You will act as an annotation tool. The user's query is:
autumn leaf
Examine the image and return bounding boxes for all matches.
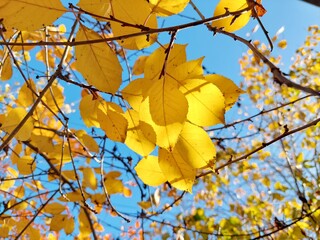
[158,148,196,192]
[109,0,158,49]
[212,0,251,32]
[75,25,122,94]
[149,0,190,16]
[0,0,65,31]
[135,156,167,186]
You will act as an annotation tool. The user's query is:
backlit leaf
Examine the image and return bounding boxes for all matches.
[121,78,147,110]
[0,50,12,81]
[135,156,167,186]
[16,79,37,107]
[159,148,196,192]
[175,122,216,169]
[82,167,97,190]
[0,0,65,31]
[212,0,251,32]
[97,102,128,142]
[180,79,225,126]
[171,57,205,82]
[205,74,244,110]
[124,110,156,156]
[78,0,111,20]
[75,130,99,153]
[75,26,122,94]
[110,0,158,49]
[144,44,187,81]
[1,108,34,141]
[43,202,66,215]
[132,56,149,75]
[50,214,68,232]
[79,94,100,128]
[149,0,190,16]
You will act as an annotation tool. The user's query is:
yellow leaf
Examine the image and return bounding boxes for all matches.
[211,0,251,32]
[58,191,88,202]
[121,78,147,110]
[64,217,75,235]
[82,167,97,190]
[205,74,244,110]
[43,203,66,215]
[14,186,25,199]
[175,122,216,169]
[43,84,65,114]
[75,26,122,94]
[132,56,149,75]
[1,108,34,141]
[124,110,156,156]
[0,0,65,31]
[17,155,36,175]
[278,39,287,49]
[0,50,12,81]
[140,83,187,149]
[171,57,205,82]
[123,187,132,197]
[78,0,111,20]
[104,178,124,195]
[135,156,167,186]
[50,214,68,232]
[97,102,128,142]
[149,0,190,16]
[0,224,9,238]
[180,79,225,126]
[16,79,37,107]
[79,94,100,128]
[138,201,152,210]
[30,134,54,153]
[159,148,196,192]
[79,208,91,238]
[110,0,158,49]
[75,130,99,153]
[144,44,187,81]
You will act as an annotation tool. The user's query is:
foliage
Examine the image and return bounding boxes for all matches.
[0,0,319,239]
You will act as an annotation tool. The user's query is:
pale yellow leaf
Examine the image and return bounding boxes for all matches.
[159,148,196,192]
[124,110,156,156]
[104,178,124,195]
[205,74,245,110]
[1,108,34,141]
[16,79,37,107]
[149,0,190,16]
[17,156,36,175]
[97,102,128,142]
[144,44,187,81]
[75,26,122,94]
[211,0,251,32]
[43,84,65,114]
[140,83,187,149]
[75,130,99,153]
[110,0,158,49]
[79,208,91,238]
[171,57,205,82]
[180,79,225,126]
[135,156,167,186]
[121,78,148,110]
[0,0,65,31]
[175,122,216,169]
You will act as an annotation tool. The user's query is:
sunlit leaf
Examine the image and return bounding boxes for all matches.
[82,167,97,190]
[175,122,216,169]
[0,0,65,31]
[16,79,37,107]
[78,0,111,20]
[135,156,167,186]
[205,74,244,110]
[79,94,100,128]
[132,56,149,75]
[1,108,34,141]
[75,26,122,94]
[124,109,156,156]
[109,0,158,49]
[180,79,225,126]
[0,50,12,81]
[43,202,66,215]
[212,0,251,32]
[171,57,205,82]
[159,148,196,192]
[149,0,190,16]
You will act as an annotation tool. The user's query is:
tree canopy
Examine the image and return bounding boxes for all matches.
[0,0,319,239]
